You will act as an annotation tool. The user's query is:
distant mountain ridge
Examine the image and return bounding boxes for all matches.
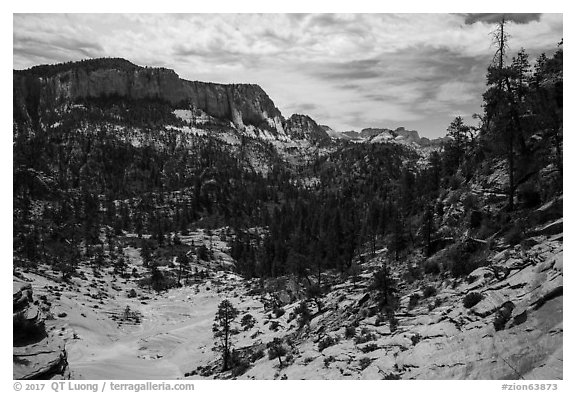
[13,58,447,150]
[335,127,448,147]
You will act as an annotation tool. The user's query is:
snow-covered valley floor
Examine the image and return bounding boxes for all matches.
[16,228,563,380]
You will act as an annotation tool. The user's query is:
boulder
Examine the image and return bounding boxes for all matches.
[535,218,563,237]
[529,196,562,227]
[13,277,68,379]
[13,336,68,380]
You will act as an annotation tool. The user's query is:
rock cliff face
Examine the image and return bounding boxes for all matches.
[284,114,331,145]
[13,277,68,380]
[393,127,421,142]
[13,59,283,132]
[360,128,393,139]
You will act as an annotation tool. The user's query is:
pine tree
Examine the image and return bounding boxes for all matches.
[140,240,152,268]
[212,300,239,371]
[176,252,190,286]
[149,263,164,292]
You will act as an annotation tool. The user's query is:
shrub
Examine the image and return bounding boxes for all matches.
[197,245,211,261]
[463,292,483,308]
[323,355,335,367]
[428,297,443,311]
[269,321,280,331]
[273,307,285,318]
[410,333,422,346]
[229,352,251,377]
[344,325,356,339]
[470,210,483,229]
[463,192,479,210]
[422,285,437,298]
[267,338,287,367]
[318,335,337,352]
[504,221,526,246]
[448,175,463,191]
[295,301,311,328]
[493,302,515,331]
[404,264,422,283]
[360,343,379,353]
[518,183,541,209]
[355,330,377,344]
[127,288,137,298]
[231,361,250,377]
[424,259,441,275]
[241,314,256,330]
[375,313,387,326]
[249,349,265,362]
[359,357,372,370]
[408,293,420,309]
[371,266,399,309]
[383,373,401,380]
[445,241,486,278]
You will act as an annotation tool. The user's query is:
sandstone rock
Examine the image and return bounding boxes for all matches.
[13,276,68,379]
[13,336,68,380]
[13,280,33,312]
[472,291,510,317]
[14,60,284,133]
[284,114,330,145]
[535,218,563,237]
[529,196,563,227]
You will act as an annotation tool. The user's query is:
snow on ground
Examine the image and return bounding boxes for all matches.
[17,223,563,380]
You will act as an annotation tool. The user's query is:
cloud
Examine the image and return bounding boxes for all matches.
[462,13,542,25]
[12,13,563,138]
[311,59,383,81]
[288,103,318,114]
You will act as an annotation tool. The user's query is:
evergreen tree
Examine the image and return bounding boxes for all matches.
[176,252,190,286]
[140,240,153,268]
[212,300,239,371]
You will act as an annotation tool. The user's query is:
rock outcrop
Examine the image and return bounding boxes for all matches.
[13,58,283,133]
[360,127,394,139]
[284,114,331,145]
[13,277,68,380]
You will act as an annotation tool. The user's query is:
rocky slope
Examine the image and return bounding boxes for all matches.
[12,221,561,380]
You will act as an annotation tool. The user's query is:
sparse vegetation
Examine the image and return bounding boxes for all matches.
[358,357,372,370]
[345,325,356,339]
[355,329,377,344]
[241,314,256,331]
[360,343,379,353]
[318,335,337,352]
[463,292,484,308]
[408,293,420,309]
[422,285,437,298]
[267,338,287,368]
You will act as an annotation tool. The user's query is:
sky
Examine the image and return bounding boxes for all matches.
[13,13,563,138]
